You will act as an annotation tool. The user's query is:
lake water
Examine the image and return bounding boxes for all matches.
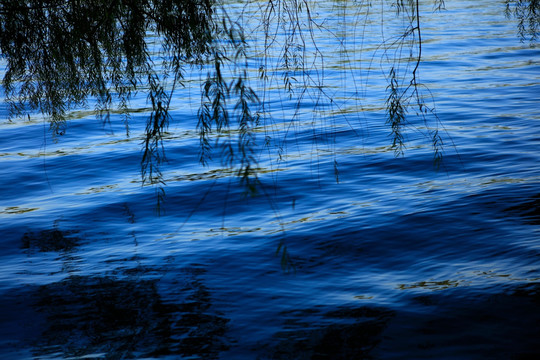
[1,0,539,359]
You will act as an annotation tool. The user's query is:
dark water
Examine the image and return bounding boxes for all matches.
[1,1,539,359]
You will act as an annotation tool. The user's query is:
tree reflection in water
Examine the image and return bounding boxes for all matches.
[261,307,395,360]
[33,271,230,359]
[16,226,394,359]
[22,227,80,252]
[16,226,229,358]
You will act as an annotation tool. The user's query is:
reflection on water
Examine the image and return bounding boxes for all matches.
[0,0,539,358]
[397,279,467,291]
[505,193,540,225]
[262,307,394,360]
[22,227,80,253]
[31,269,230,359]
[377,283,540,360]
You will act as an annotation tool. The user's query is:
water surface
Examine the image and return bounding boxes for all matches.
[1,0,539,358]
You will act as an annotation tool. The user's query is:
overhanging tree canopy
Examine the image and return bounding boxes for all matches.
[1,0,538,199]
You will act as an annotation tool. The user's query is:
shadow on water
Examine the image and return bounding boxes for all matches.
[259,307,394,360]
[375,284,540,360]
[6,218,539,359]
[505,193,540,225]
[4,280,540,359]
[10,228,231,359]
[21,227,80,252]
[31,273,230,359]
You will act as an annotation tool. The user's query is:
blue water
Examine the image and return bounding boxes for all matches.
[1,1,539,359]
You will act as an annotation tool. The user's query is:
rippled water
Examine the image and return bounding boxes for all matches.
[1,0,539,359]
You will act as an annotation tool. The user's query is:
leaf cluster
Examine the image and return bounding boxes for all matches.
[505,0,540,42]
[0,0,214,130]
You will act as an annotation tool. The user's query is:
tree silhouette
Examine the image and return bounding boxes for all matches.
[1,0,537,202]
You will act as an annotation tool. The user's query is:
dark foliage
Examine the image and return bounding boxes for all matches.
[0,0,537,199]
[32,271,230,359]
